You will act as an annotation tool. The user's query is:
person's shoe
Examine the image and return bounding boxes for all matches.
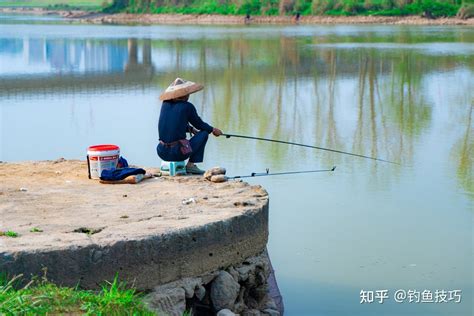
[186,165,205,175]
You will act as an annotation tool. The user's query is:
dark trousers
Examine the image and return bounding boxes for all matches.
[157,131,209,163]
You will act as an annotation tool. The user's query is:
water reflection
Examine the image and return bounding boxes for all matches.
[1,30,472,193]
[1,22,473,315]
[0,37,131,74]
[0,38,153,97]
[453,104,473,196]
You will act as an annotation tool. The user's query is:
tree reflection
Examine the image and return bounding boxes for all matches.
[452,104,473,196]
[5,31,470,191]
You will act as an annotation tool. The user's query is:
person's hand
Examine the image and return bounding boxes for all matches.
[212,128,223,137]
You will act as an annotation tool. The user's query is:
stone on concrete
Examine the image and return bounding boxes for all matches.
[204,166,226,180]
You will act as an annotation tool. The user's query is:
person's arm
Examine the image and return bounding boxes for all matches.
[187,103,214,133]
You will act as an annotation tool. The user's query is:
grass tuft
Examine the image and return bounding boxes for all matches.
[0,274,154,315]
[0,230,19,238]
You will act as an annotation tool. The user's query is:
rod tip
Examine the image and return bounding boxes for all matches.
[331,166,336,171]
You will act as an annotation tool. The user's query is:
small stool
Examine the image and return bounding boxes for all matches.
[160,161,186,176]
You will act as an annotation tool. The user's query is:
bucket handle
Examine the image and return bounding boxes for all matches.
[86,154,91,179]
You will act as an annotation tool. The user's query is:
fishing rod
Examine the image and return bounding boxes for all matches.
[223,133,399,165]
[229,166,336,179]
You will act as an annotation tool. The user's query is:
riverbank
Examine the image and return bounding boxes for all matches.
[0,160,280,315]
[1,7,473,25]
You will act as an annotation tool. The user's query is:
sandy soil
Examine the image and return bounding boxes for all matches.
[1,7,473,25]
[0,159,268,252]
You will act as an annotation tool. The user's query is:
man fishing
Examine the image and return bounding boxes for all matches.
[157,78,222,175]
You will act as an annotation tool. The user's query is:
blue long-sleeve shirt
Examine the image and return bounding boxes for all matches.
[158,100,213,143]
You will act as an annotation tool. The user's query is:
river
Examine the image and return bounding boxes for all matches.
[0,14,472,316]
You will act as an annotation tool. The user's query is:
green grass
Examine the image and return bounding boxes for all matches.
[30,227,43,233]
[0,274,155,315]
[119,0,466,17]
[0,0,467,17]
[0,230,19,238]
[0,0,111,9]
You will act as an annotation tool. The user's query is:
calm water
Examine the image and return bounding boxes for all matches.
[1,15,472,316]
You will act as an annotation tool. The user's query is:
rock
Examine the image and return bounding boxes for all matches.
[210,174,227,183]
[204,167,226,180]
[246,295,260,309]
[217,309,236,316]
[52,158,66,164]
[236,264,253,282]
[252,285,268,301]
[262,297,278,310]
[202,271,219,284]
[195,284,206,301]
[210,271,240,311]
[262,308,280,316]
[234,287,247,313]
[227,266,239,282]
[242,309,261,316]
[143,287,186,316]
[180,277,202,299]
[256,270,267,285]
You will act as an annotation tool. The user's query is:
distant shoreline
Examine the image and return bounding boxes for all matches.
[1,7,473,25]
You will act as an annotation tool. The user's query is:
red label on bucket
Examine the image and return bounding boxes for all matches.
[99,155,119,161]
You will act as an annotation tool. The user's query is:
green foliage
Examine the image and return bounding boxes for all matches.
[420,0,459,17]
[342,0,364,13]
[30,227,43,233]
[0,0,464,16]
[237,0,263,14]
[0,230,19,238]
[262,0,280,15]
[0,274,154,315]
[457,3,474,18]
[147,0,238,15]
[295,0,313,14]
[312,0,336,14]
[306,0,461,15]
[103,0,129,13]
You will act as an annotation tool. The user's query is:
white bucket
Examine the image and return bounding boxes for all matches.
[87,144,120,179]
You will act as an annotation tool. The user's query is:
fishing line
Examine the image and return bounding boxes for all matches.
[228,166,336,179]
[223,133,399,165]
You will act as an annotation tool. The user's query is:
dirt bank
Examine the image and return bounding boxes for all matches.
[1,7,473,25]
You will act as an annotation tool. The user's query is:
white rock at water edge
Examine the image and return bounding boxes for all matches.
[217,309,237,316]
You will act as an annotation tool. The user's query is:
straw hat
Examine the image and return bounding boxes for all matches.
[159,78,204,101]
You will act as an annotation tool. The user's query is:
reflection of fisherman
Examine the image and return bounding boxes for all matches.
[157,78,223,175]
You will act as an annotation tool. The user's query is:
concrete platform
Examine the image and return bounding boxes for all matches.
[0,160,269,290]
